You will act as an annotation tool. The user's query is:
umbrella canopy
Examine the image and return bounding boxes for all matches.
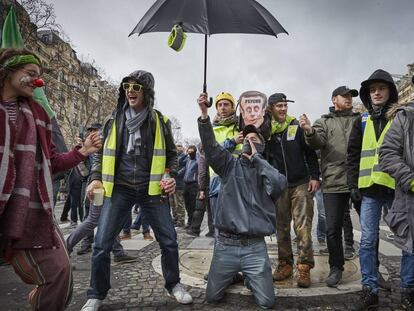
[130,0,288,37]
[129,0,288,102]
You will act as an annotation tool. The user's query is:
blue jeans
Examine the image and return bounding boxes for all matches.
[315,190,326,242]
[359,196,392,293]
[87,185,180,299]
[401,251,414,288]
[206,239,275,309]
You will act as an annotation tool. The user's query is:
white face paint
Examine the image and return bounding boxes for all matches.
[240,96,265,127]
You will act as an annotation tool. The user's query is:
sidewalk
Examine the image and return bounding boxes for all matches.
[0,204,404,310]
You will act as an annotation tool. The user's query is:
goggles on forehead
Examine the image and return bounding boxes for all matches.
[122,82,143,92]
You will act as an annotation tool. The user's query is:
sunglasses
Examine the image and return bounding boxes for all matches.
[122,82,143,92]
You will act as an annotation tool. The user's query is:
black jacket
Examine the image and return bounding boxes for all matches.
[199,116,287,237]
[266,119,320,187]
[346,69,397,198]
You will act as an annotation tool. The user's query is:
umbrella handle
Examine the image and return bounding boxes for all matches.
[202,84,213,107]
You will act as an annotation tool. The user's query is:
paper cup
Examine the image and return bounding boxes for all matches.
[93,188,104,206]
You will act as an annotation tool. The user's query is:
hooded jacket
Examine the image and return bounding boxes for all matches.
[379,102,414,253]
[199,116,287,236]
[89,71,177,188]
[346,69,398,198]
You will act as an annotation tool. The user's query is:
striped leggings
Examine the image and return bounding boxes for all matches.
[6,228,73,311]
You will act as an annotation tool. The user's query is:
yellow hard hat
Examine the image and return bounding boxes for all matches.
[215,92,235,109]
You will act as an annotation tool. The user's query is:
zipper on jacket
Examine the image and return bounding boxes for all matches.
[280,133,289,182]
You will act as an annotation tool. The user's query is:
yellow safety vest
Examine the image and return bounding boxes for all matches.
[209,124,242,176]
[102,111,168,197]
[358,117,395,190]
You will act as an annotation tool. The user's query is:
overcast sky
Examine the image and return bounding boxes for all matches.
[50,0,414,140]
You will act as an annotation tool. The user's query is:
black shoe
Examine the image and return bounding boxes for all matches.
[113,253,139,264]
[231,272,244,284]
[326,266,343,287]
[378,272,391,291]
[344,247,356,260]
[205,231,215,238]
[77,244,92,255]
[352,285,379,311]
[401,288,414,310]
[186,229,200,237]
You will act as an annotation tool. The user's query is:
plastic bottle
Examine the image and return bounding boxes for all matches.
[160,168,171,201]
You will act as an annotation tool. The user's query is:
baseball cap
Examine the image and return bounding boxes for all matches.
[268,93,295,105]
[242,125,264,143]
[332,86,358,97]
[87,123,102,131]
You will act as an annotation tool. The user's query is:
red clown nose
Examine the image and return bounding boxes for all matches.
[33,79,44,88]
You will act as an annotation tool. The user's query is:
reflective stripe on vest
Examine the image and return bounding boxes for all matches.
[209,124,242,176]
[358,117,395,190]
[148,114,168,195]
[101,112,167,198]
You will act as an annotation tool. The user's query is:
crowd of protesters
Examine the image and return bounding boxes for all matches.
[1,45,414,311]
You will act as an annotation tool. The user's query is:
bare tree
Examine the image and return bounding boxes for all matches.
[168,115,183,143]
[183,137,200,148]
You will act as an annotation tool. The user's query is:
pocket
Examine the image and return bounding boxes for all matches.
[215,241,229,251]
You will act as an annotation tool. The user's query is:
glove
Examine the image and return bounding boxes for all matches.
[350,188,362,203]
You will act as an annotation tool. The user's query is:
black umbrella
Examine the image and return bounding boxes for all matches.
[129,0,288,104]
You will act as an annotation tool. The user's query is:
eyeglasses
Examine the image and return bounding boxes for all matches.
[122,82,143,92]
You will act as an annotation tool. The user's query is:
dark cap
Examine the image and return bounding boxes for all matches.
[332,86,358,97]
[87,123,102,131]
[242,125,264,142]
[268,93,295,105]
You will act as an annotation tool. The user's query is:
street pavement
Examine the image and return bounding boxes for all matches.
[0,201,405,311]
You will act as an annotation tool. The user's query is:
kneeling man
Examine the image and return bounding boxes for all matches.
[197,93,287,309]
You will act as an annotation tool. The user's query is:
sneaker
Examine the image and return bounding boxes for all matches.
[326,266,342,287]
[273,263,293,281]
[81,298,103,311]
[143,232,154,241]
[119,231,131,240]
[351,285,379,311]
[167,283,193,304]
[297,264,311,288]
[113,253,138,264]
[344,247,356,260]
[378,272,391,291]
[77,243,92,256]
[69,221,78,228]
[205,231,215,238]
[318,239,326,246]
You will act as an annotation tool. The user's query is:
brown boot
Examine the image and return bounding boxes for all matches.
[273,263,293,281]
[119,231,131,240]
[143,232,154,241]
[297,264,311,288]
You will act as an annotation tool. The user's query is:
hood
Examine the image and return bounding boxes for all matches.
[359,69,398,113]
[117,70,155,109]
[387,101,414,119]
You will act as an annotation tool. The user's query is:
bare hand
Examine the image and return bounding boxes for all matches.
[161,177,176,195]
[86,180,103,201]
[79,132,102,156]
[242,139,257,160]
[299,114,313,135]
[197,93,209,119]
[308,180,320,193]
[199,191,205,200]
[234,133,244,145]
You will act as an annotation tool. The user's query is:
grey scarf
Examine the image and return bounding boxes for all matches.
[125,105,149,154]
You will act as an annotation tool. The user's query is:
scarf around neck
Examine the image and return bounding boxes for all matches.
[271,115,296,134]
[212,112,237,127]
[125,105,149,154]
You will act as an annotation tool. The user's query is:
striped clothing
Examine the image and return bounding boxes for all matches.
[3,100,18,123]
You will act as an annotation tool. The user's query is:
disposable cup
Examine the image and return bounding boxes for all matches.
[93,188,104,206]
